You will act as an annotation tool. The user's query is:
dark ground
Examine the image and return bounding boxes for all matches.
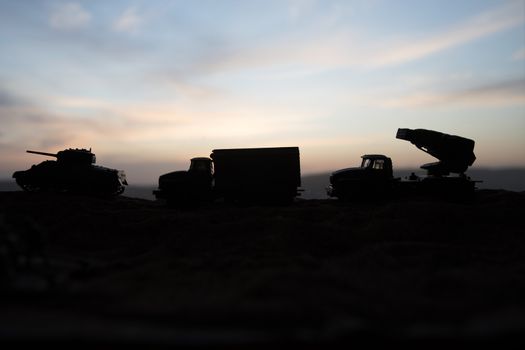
[1,190,525,347]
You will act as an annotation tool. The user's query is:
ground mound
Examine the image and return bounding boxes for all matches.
[1,190,524,346]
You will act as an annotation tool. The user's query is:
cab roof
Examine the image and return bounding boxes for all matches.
[361,154,391,160]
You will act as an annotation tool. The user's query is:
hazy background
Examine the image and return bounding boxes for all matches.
[1,0,524,185]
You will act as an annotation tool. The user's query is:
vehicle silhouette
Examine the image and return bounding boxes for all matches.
[154,147,301,204]
[13,148,128,195]
[327,128,478,200]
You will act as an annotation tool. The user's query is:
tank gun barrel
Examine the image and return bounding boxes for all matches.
[26,150,58,157]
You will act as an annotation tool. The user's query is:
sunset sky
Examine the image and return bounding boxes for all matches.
[1,0,524,184]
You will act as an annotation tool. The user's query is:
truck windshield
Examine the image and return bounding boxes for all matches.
[373,159,384,170]
[192,162,209,171]
[361,158,385,169]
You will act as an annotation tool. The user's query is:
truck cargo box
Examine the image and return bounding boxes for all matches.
[210,147,301,201]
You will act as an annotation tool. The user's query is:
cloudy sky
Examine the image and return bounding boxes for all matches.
[1,0,524,184]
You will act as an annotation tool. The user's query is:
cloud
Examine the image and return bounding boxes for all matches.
[0,106,73,148]
[113,6,143,33]
[512,47,525,60]
[169,0,524,78]
[0,84,229,157]
[0,89,22,107]
[382,78,525,108]
[49,2,91,30]
[0,82,38,109]
[147,70,226,100]
[0,85,124,151]
[364,0,525,68]
[288,0,317,21]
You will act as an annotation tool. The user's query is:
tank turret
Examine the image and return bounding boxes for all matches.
[13,148,126,195]
[27,148,96,166]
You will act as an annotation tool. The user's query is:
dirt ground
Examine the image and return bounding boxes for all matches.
[1,190,524,347]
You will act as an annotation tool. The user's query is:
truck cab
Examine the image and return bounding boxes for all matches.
[153,157,213,202]
[189,157,213,176]
[327,154,393,199]
[360,155,393,177]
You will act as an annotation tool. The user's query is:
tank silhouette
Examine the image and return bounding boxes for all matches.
[327,128,479,200]
[12,148,128,195]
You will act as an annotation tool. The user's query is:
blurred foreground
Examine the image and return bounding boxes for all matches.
[1,190,525,347]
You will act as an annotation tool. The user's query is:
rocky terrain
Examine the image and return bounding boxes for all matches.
[1,190,524,347]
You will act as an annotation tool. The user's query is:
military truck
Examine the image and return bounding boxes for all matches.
[154,147,301,204]
[327,128,478,200]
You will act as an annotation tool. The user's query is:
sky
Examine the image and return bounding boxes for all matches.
[1,0,524,184]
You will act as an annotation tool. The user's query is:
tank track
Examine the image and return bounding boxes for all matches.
[16,179,126,196]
